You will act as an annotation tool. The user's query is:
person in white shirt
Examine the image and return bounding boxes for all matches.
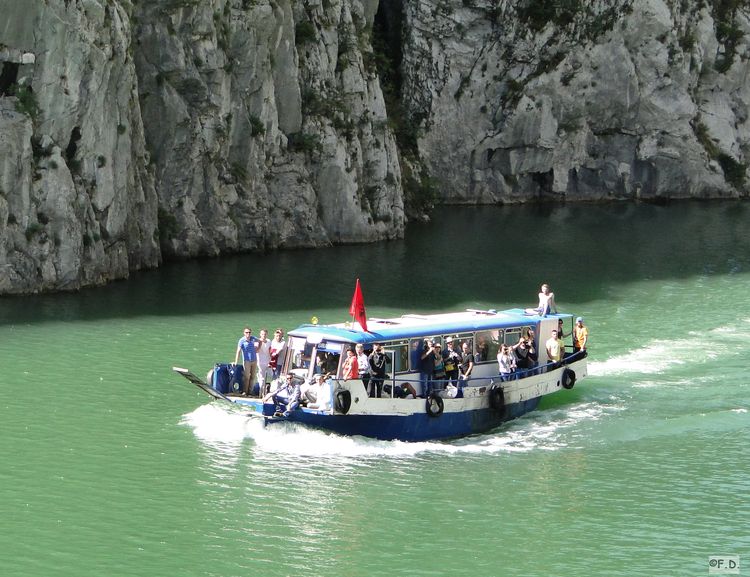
[269,328,286,379]
[355,343,371,394]
[256,328,271,395]
[306,374,332,411]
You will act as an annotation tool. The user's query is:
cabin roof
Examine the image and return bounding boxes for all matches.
[288,308,573,344]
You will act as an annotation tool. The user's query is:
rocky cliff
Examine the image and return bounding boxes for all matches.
[400,0,750,202]
[0,0,748,294]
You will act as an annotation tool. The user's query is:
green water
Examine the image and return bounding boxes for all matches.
[2,202,749,577]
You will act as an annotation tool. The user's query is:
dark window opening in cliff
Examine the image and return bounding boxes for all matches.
[64,127,83,175]
[65,127,81,163]
[532,170,554,195]
[372,0,418,154]
[0,62,20,96]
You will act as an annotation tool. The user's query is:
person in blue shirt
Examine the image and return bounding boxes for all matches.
[234,327,259,396]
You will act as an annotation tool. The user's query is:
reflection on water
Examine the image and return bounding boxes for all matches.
[2,200,749,325]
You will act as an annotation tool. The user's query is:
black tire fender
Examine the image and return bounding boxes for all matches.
[426,392,444,417]
[562,368,576,389]
[334,389,352,414]
[489,383,505,412]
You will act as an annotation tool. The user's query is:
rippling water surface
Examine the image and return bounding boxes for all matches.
[2,202,749,577]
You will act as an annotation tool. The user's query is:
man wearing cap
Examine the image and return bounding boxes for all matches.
[573,317,588,353]
[367,343,390,398]
[442,337,461,387]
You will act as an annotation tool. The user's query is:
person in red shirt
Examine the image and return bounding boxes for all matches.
[341,348,359,380]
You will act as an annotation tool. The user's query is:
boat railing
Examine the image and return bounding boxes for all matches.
[361,349,588,394]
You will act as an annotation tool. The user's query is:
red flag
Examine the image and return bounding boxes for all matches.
[349,278,368,332]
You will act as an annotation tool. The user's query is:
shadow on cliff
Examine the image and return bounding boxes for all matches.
[1,201,749,326]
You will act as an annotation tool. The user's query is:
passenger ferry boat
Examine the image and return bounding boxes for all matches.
[174,307,588,442]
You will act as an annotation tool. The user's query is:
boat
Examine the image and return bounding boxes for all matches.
[174,303,588,442]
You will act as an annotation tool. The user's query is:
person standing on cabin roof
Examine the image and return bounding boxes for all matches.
[526,283,557,316]
[341,348,359,380]
[573,317,589,352]
[235,327,259,396]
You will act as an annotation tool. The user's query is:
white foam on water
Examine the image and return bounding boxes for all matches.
[180,403,263,444]
[588,321,750,377]
[182,399,621,459]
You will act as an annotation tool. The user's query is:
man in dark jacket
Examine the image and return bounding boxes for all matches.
[367,343,390,398]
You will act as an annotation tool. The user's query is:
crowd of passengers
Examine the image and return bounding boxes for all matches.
[260,316,589,416]
[230,283,589,415]
[232,318,589,416]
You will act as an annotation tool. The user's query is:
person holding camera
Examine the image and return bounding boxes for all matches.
[514,335,534,373]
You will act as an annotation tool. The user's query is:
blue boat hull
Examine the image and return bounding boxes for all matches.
[271,397,542,442]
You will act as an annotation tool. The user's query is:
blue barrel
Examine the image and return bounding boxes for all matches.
[228,364,244,394]
[212,363,231,394]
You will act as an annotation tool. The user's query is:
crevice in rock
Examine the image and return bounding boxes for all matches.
[65,126,82,175]
[0,62,20,96]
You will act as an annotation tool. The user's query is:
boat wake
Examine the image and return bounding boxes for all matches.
[181,398,621,459]
[588,320,750,378]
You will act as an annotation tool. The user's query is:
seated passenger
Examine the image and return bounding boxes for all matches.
[304,374,333,410]
[308,376,333,410]
[262,373,301,417]
[525,283,557,317]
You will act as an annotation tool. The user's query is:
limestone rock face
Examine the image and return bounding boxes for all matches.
[400,0,749,202]
[0,0,404,293]
[1,0,749,294]
[0,0,159,294]
[133,0,404,258]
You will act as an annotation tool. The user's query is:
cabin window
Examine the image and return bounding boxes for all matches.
[287,337,314,375]
[314,344,341,376]
[504,328,522,346]
[448,333,474,354]
[384,340,409,373]
[475,330,501,362]
[409,338,430,371]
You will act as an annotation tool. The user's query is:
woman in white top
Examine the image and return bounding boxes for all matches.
[497,345,517,381]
